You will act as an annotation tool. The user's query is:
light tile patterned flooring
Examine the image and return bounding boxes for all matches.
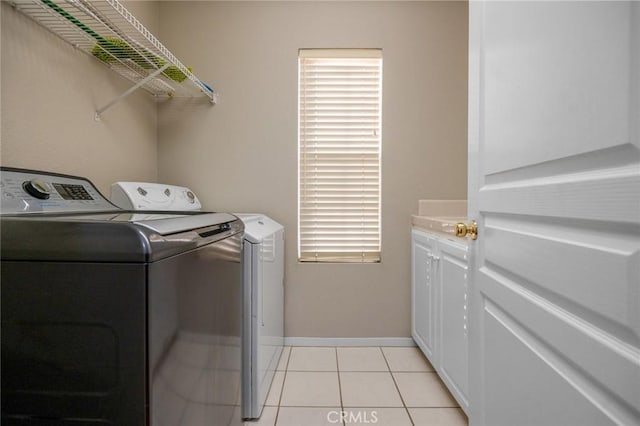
[245,346,468,426]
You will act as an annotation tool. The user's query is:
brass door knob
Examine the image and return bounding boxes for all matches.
[455,220,478,240]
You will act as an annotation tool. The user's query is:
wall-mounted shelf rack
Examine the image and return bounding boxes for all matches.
[11,0,217,119]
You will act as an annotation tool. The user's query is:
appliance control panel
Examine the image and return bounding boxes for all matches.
[111,181,202,211]
[0,168,116,214]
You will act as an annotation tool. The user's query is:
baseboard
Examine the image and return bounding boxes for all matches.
[283,337,416,347]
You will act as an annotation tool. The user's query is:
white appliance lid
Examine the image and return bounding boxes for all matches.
[40,211,238,236]
[235,214,283,244]
[133,212,237,235]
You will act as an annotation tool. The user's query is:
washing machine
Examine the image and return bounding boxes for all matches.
[0,167,244,425]
[112,181,285,420]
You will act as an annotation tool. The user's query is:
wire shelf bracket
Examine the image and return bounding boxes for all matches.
[95,63,169,121]
[11,0,218,119]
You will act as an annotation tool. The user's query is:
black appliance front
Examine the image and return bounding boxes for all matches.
[1,233,243,426]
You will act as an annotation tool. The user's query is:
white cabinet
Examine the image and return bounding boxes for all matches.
[411,231,439,362]
[411,228,469,414]
[437,238,469,411]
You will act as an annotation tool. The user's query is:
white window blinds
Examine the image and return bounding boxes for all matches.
[298,49,382,263]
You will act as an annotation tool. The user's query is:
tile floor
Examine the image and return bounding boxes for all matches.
[245,346,468,426]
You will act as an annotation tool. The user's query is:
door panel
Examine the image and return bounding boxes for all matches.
[481,1,635,175]
[484,215,640,342]
[483,301,627,426]
[480,267,640,416]
[468,1,640,425]
[479,168,640,223]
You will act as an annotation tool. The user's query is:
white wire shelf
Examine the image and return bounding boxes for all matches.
[11,0,217,118]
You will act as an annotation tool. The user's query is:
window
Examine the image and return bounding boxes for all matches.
[298,49,382,263]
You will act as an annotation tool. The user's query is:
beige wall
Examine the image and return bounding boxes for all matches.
[1,1,159,195]
[158,1,468,338]
[2,0,467,338]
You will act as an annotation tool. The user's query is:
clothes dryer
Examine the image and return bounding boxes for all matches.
[111,181,285,419]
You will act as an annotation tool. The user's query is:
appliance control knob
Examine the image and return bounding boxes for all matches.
[164,188,171,197]
[23,179,52,200]
[186,191,195,203]
[137,187,148,196]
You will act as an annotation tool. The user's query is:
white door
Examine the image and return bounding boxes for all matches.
[468,2,639,425]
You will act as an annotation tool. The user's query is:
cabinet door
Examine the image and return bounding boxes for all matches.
[411,229,438,364]
[438,238,469,412]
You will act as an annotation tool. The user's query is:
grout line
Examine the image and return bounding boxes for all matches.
[405,406,463,409]
[280,346,292,372]
[274,347,293,426]
[287,369,388,373]
[335,347,344,425]
[277,405,349,408]
[286,370,340,372]
[380,346,415,426]
[278,348,293,402]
